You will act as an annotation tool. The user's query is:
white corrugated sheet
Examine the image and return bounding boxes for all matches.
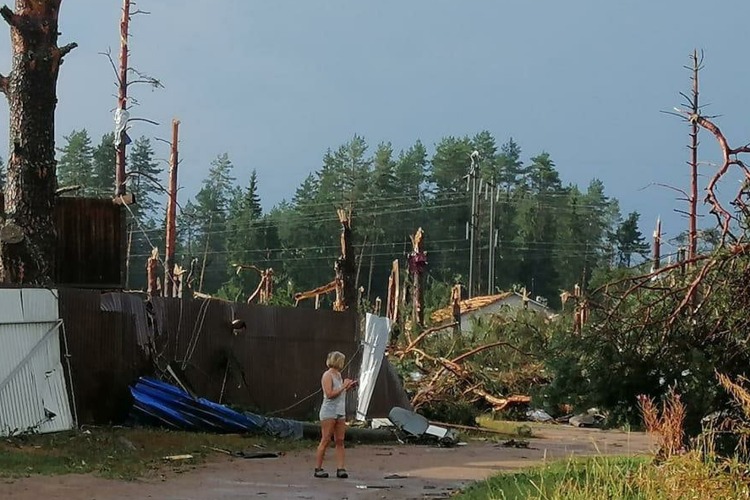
[0,288,74,436]
[356,313,392,421]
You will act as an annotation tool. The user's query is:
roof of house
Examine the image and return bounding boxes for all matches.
[430,292,514,324]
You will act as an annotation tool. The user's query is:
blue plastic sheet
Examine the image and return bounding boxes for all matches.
[129,377,303,439]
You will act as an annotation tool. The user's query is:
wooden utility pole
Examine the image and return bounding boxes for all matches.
[466,151,480,298]
[114,0,131,199]
[487,182,498,295]
[408,228,427,327]
[687,50,702,262]
[0,1,76,284]
[164,119,180,297]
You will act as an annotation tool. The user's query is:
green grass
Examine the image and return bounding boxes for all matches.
[0,427,312,480]
[475,416,535,439]
[457,452,750,500]
[458,456,648,500]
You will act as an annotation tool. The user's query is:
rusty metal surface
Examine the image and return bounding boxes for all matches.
[100,292,152,353]
[58,289,409,425]
[151,298,361,420]
[59,289,150,424]
[55,198,124,288]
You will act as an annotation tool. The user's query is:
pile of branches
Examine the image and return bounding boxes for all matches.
[392,313,549,418]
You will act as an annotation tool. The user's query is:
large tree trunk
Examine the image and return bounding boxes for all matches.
[0,0,75,284]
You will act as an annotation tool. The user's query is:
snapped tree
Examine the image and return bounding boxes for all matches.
[0,0,76,284]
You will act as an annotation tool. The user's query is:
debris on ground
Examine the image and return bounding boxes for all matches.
[387,407,459,446]
[163,454,193,461]
[569,408,607,428]
[526,409,554,423]
[500,439,532,449]
[130,377,304,439]
[384,473,409,479]
[230,451,281,459]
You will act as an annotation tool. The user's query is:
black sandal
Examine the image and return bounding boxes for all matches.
[314,468,329,478]
[336,468,348,478]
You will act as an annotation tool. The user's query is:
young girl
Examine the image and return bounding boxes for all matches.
[314,351,356,478]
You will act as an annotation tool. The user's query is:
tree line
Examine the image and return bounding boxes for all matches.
[52,129,651,307]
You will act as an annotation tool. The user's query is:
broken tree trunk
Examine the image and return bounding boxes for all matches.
[333,208,356,311]
[386,259,400,322]
[164,118,180,297]
[0,0,76,284]
[147,247,160,297]
[408,227,427,328]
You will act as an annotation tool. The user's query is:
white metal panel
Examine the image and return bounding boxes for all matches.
[0,288,59,323]
[356,313,391,421]
[0,288,74,436]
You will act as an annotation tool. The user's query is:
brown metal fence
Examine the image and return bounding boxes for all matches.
[150,298,360,420]
[60,290,409,425]
[59,289,151,424]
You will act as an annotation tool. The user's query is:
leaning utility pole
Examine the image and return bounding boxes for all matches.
[466,151,480,298]
[114,0,131,200]
[687,49,702,261]
[164,119,180,297]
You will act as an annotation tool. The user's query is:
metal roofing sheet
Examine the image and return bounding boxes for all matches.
[0,288,74,436]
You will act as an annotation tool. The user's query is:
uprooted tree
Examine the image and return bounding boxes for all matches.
[0,0,76,284]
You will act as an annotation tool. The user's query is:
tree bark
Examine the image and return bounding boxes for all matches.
[0,0,76,284]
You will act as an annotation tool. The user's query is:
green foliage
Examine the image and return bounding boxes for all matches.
[614,211,650,267]
[57,129,94,195]
[539,252,750,433]
[111,131,635,315]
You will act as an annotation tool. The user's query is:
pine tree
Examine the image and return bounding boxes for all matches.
[91,133,116,196]
[128,136,164,220]
[192,153,237,293]
[615,211,649,267]
[57,129,94,195]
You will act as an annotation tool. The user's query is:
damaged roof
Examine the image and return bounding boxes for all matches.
[430,292,514,324]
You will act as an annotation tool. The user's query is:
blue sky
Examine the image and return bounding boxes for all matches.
[1,0,749,251]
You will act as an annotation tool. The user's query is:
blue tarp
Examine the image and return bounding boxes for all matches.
[129,377,303,439]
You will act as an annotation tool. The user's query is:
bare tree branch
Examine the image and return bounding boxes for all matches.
[128,117,159,126]
[0,6,19,28]
[58,42,77,58]
[98,48,121,85]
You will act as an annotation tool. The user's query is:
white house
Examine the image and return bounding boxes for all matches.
[430,291,555,334]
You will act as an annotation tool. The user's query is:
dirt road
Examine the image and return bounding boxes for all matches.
[1,426,652,500]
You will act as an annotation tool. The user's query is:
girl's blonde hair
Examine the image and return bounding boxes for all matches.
[326,351,345,370]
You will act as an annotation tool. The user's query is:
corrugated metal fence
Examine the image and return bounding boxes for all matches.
[59,290,409,424]
[0,195,125,288]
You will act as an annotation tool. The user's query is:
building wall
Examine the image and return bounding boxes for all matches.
[459,295,552,333]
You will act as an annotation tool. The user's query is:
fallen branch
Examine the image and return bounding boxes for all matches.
[400,322,458,358]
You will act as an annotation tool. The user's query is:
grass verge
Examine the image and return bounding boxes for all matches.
[0,427,311,480]
[457,453,749,500]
